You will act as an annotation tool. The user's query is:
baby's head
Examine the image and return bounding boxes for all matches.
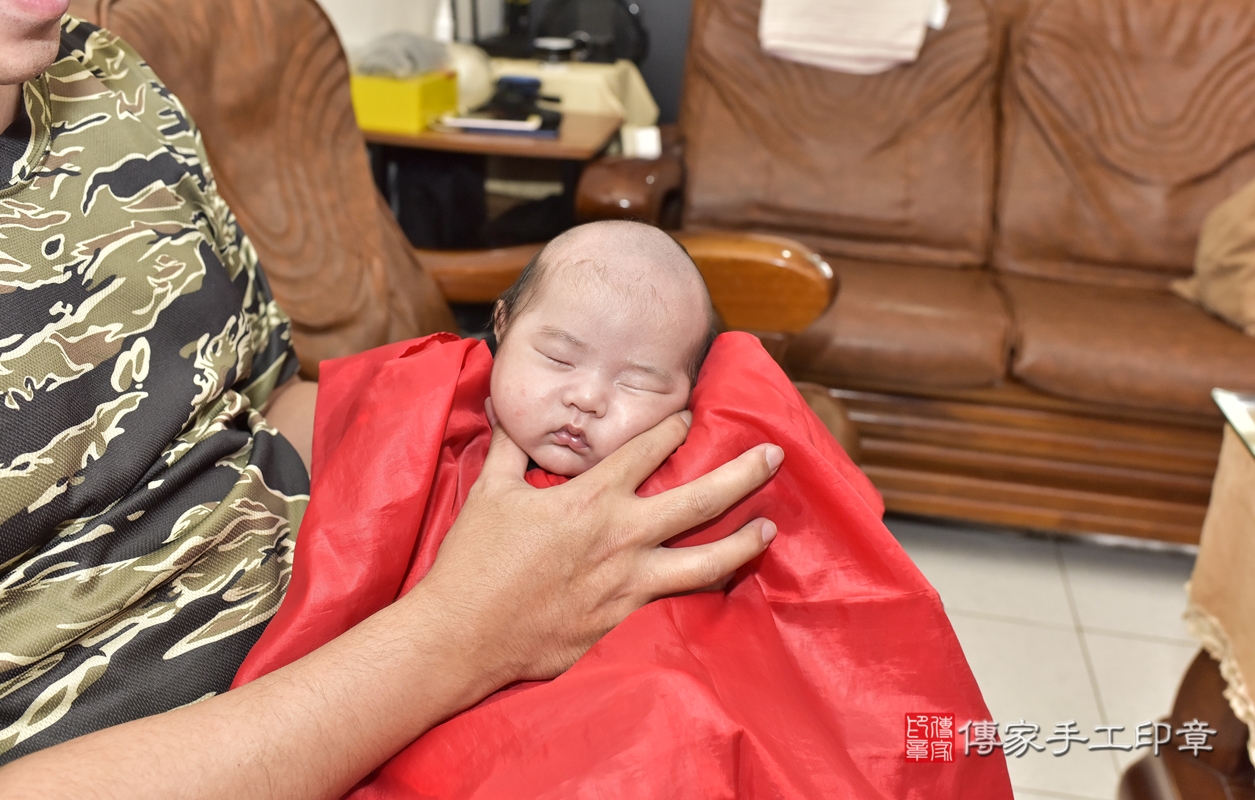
[490,220,718,477]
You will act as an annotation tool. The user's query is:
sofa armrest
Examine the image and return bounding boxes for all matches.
[415,244,542,304]
[574,154,684,226]
[416,232,836,339]
[676,232,836,334]
[794,383,862,462]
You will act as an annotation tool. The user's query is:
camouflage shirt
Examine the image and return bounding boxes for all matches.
[0,19,308,761]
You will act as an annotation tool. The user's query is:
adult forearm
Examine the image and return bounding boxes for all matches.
[262,375,317,475]
[0,579,495,800]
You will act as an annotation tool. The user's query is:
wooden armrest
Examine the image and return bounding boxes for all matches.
[417,232,836,338]
[416,244,542,304]
[575,154,684,226]
[676,232,836,334]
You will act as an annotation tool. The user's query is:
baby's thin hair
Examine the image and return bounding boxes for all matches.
[492,223,721,385]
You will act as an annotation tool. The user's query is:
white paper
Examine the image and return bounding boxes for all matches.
[620,125,662,159]
[927,0,950,31]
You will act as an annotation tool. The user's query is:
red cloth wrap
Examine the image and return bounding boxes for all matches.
[235,332,1012,799]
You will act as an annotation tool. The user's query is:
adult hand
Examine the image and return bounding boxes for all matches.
[420,400,783,687]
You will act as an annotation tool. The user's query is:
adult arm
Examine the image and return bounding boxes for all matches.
[260,374,318,474]
[0,408,782,800]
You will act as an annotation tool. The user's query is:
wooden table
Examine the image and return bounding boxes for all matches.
[1185,389,1255,761]
[363,112,623,251]
[1122,389,1255,800]
[362,112,622,161]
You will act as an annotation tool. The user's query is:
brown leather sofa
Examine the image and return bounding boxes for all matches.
[580,0,1255,544]
[65,0,858,453]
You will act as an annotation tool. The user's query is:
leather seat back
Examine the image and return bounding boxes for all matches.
[679,0,1003,269]
[75,0,455,376]
[995,0,1255,289]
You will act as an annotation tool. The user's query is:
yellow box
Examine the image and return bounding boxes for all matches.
[350,70,459,135]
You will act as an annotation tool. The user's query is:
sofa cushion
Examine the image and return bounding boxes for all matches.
[995,0,1255,288]
[1004,276,1255,416]
[1173,176,1255,337]
[789,261,1011,389]
[680,0,1001,268]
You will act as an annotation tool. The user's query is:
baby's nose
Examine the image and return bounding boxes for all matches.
[564,382,607,417]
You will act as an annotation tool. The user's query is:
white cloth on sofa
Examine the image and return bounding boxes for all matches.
[759,0,949,75]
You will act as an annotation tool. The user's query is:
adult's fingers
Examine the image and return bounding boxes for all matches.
[642,443,784,544]
[670,573,734,597]
[484,396,499,429]
[477,397,530,483]
[646,518,777,597]
[588,411,693,491]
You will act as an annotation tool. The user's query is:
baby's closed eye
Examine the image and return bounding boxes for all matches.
[537,349,574,368]
[616,376,671,394]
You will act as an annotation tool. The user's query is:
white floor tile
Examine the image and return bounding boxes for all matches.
[949,614,1121,799]
[1083,631,1200,774]
[1012,789,1108,799]
[1058,540,1195,643]
[886,516,1074,627]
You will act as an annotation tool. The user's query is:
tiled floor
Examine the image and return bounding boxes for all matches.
[886,514,1200,800]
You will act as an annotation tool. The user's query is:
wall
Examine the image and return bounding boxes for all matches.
[630,0,692,125]
[529,0,693,124]
[315,0,503,53]
[315,0,437,52]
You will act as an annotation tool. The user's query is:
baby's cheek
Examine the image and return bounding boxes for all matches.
[600,418,644,456]
[508,389,538,424]
[494,387,547,449]
[513,383,533,408]
[490,370,534,421]
[608,396,688,451]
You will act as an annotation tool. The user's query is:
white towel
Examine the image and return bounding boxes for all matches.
[759,0,949,75]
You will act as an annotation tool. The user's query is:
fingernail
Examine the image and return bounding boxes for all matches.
[679,410,693,427]
[760,519,777,545]
[764,444,784,473]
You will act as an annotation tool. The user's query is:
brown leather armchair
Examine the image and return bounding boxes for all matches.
[65,0,852,456]
[578,0,1255,544]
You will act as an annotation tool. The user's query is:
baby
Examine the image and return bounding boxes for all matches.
[489,220,719,477]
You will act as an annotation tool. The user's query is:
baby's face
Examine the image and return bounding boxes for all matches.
[490,269,706,477]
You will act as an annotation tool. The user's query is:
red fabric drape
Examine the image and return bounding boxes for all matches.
[235,332,1012,799]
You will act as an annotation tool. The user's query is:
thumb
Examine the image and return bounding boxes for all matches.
[480,396,529,483]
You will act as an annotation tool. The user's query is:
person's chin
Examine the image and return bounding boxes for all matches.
[1,25,64,84]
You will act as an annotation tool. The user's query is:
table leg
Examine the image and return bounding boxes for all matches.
[371,145,488,249]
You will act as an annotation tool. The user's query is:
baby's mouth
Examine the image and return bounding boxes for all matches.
[552,425,590,454]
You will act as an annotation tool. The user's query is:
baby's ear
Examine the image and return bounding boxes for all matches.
[490,300,507,339]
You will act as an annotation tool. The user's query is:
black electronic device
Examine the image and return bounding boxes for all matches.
[534,0,648,64]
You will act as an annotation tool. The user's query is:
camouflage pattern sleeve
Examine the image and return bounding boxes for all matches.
[197,164,301,412]
[0,18,308,762]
